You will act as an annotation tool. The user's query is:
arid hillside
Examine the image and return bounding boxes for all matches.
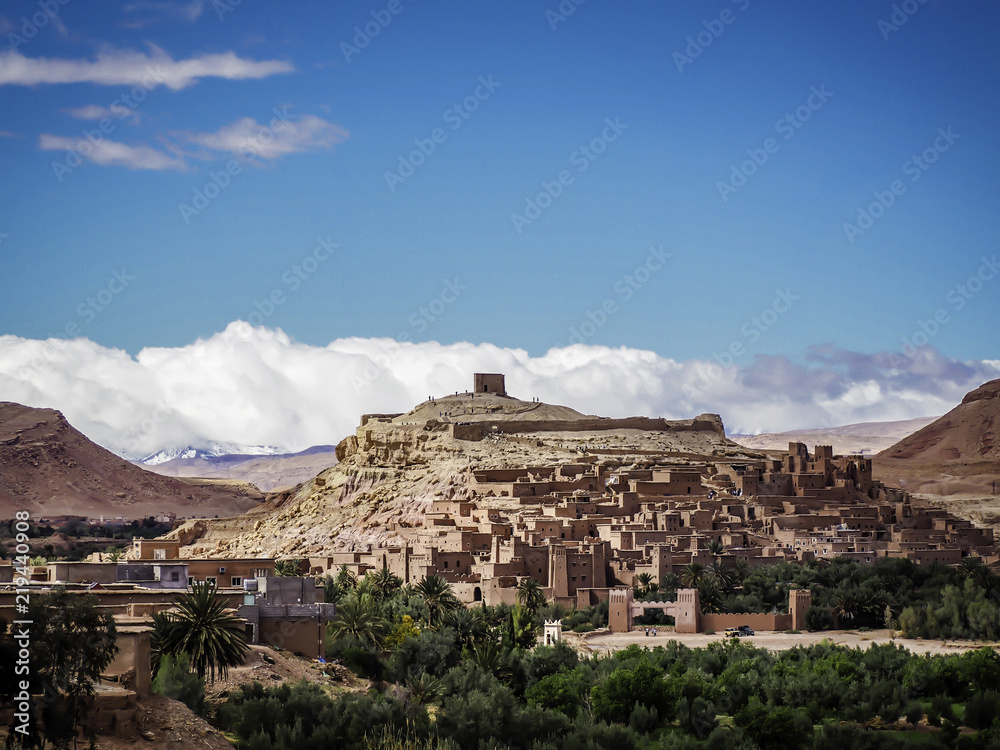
[0,402,263,519]
[874,379,1000,527]
[174,391,760,559]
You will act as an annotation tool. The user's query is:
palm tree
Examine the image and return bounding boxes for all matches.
[516,577,546,614]
[680,562,705,588]
[833,591,862,627]
[660,572,680,595]
[467,641,513,681]
[370,566,403,601]
[415,575,461,629]
[406,672,443,706]
[274,558,303,576]
[445,608,485,650]
[697,579,724,614]
[708,561,737,594]
[707,540,726,559]
[635,572,655,597]
[336,564,358,591]
[329,592,388,649]
[154,581,249,682]
[732,559,750,585]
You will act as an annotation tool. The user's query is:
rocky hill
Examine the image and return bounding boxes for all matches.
[176,391,758,559]
[0,402,263,519]
[874,379,1000,522]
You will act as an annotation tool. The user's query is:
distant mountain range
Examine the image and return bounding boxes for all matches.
[136,443,284,466]
[729,416,939,456]
[136,444,340,493]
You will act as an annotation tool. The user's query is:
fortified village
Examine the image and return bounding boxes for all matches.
[1,374,996,737]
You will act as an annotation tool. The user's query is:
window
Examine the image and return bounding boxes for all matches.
[154,549,166,560]
[252,568,268,578]
[205,576,217,585]
[170,571,180,582]
[231,576,243,587]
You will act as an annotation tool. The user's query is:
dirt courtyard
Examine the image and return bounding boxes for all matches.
[568,628,1000,656]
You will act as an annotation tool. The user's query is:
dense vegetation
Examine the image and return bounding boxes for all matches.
[635,556,1000,641]
[214,560,1000,750]
[1,589,119,749]
[0,516,173,561]
[219,637,1000,750]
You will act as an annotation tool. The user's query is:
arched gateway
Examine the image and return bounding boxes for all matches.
[609,588,700,633]
[608,587,812,634]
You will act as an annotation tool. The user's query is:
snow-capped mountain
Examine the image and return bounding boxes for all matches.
[137,443,284,466]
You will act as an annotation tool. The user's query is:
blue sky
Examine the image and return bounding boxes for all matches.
[0,0,998,450]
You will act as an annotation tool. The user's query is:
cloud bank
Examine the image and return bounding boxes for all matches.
[0,322,996,458]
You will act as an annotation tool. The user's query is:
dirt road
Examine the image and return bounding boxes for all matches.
[570,628,999,656]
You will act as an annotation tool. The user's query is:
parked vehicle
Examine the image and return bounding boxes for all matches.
[724,627,741,638]
[738,625,755,636]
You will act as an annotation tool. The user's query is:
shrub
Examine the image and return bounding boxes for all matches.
[152,652,205,714]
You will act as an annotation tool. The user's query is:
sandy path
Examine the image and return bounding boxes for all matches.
[569,628,1000,656]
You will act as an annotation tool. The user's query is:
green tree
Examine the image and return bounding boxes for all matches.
[274,558,303,576]
[680,563,705,587]
[104,546,124,563]
[635,573,655,597]
[415,575,461,630]
[370,566,404,601]
[329,593,388,649]
[336,563,358,591]
[516,577,547,614]
[152,651,205,714]
[27,587,119,749]
[154,581,249,682]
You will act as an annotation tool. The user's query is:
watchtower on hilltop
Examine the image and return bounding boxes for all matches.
[474,373,506,396]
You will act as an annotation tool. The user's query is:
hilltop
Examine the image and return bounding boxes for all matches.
[178,388,754,558]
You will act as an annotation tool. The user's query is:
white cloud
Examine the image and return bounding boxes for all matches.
[124,0,207,22]
[1,323,997,458]
[0,46,292,90]
[38,133,186,170]
[64,105,123,120]
[176,114,349,160]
